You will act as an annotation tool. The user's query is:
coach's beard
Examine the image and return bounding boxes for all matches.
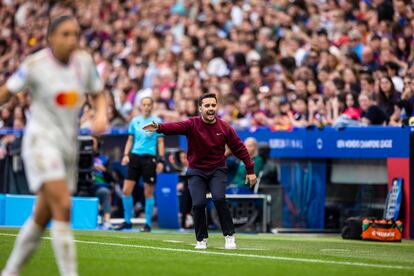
[204,111,216,123]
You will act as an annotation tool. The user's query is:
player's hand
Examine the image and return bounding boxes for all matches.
[245,174,257,188]
[91,117,108,135]
[143,121,158,132]
[156,162,164,173]
[121,155,129,166]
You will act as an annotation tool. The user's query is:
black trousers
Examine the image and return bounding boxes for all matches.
[180,178,192,229]
[187,167,235,241]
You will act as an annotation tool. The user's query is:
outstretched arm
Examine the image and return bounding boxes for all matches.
[90,93,108,135]
[143,119,191,135]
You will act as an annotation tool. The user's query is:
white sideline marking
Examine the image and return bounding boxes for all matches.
[0,233,412,270]
[163,240,183,244]
[213,247,266,251]
[321,249,351,253]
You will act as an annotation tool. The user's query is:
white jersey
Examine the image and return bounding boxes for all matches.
[7,48,102,153]
[6,48,103,193]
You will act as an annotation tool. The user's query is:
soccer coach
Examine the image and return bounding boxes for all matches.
[143,93,256,250]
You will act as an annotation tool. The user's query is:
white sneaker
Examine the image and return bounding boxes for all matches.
[103,221,113,230]
[224,235,236,250]
[194,239,207,249]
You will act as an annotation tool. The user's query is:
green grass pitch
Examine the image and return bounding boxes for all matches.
[1,227,414,275]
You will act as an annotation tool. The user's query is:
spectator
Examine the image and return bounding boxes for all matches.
[0,107,13,128]
[378,76,400,117]
[333,92,362,127]
[359,93,389,125]
[361,47,379,72]
[389,100,412,126]
[0,0,413,129]
[385,61,404,92]
[289,97,308,127]
[230,137,264,188]
[80,102,94,129]
[360,74,377,99]
[270,98,292,131]
[107,105,126,128]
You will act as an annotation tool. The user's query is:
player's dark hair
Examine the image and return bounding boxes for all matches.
[47,15,76,37]
[198,93,217,106]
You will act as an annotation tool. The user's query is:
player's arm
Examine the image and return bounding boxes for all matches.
[121,135,134,165]
[226,126,257,187]
[0,85,12,105]
[156,136,165,173]
[2,59,30,105]
[85,51,107,134]
[143,119,191,135]
[90,92,108,135]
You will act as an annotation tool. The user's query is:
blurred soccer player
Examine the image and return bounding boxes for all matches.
[115,97,165,232]
[144,93,256,249]
[0,15,107,276]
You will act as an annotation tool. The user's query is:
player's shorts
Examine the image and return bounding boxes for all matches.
[22,135,78,194]
[125,153,157,184]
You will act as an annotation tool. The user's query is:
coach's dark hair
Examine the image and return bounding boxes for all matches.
[198,93,217,106]
[47,15,76,37]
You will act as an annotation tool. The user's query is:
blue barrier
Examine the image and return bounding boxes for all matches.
[0,194,5,225]
[4,195,34,226]
[72,197,98,229]
[2,195,98,229]
[156,173,180,229]
[179,126,411,158]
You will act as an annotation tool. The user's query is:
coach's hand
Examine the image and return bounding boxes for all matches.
[143,121,158,132]
[246,174,257,188]
[121,155,129,166]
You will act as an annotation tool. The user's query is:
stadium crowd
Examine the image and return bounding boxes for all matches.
[0,0,414,132]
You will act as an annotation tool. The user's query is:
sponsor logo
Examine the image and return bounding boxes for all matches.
[16,68,26,79]
[55,91,80,107]
[269,139,303,149]
[162,187,171,194]
[372,231,395,237]
[316,138,323,150]
[336,139,393,149]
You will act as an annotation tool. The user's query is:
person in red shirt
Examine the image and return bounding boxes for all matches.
[143,93,257,250]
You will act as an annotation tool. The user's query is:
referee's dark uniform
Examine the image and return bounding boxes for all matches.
[156,116,254,241]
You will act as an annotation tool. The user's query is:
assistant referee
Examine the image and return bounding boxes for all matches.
[116,97,165,232]
[144,93,256,249]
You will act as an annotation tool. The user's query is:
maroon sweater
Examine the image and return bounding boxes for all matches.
[158,116,254,174]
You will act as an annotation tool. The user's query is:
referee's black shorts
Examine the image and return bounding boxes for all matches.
[125,154,157,184]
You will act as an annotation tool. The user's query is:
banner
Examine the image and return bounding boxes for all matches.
[0,126,410,158]
[180,127,411,159]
